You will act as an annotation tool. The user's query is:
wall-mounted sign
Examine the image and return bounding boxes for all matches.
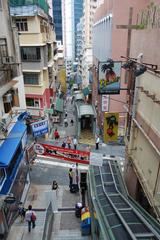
[31,119,48,137]
[101,95,109,112]
[34,143,45,155]
[104,112,119,143]
[98,61,121,94]
[90,152,103,166]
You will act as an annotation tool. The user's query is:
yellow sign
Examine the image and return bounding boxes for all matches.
[103,112,119,143]
[58,68,67,93]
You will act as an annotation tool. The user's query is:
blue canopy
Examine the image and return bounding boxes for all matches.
[0,121,26,167]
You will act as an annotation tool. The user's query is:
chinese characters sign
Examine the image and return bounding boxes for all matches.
[101,95,109,112]
[104,112,119,143]
[98,61,121,94]
[31,119,48,137]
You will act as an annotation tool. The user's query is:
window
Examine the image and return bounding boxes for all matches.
[0,169,5,185]
[26,98,40,107]
[7,144,22,176]
[23,73,39,85]
[21,47,41,61]
[15,18,28,31]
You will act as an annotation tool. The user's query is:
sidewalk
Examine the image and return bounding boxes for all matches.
[7,183,87,240]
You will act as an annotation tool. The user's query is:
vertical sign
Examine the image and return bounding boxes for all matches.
[101,95,109,112]
[104,112,119,143]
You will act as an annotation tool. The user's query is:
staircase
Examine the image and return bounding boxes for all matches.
[79,130,94,145]
[51,230,90,240]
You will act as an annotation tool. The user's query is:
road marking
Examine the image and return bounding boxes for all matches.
[35,159,88,170]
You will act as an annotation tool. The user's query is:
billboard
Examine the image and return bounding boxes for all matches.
[31,119,49,137]
[98,61,121,94]
[104,112,119,143]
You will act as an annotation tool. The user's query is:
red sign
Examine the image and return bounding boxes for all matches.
[35,143,90,165]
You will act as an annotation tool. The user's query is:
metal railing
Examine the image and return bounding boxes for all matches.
[42,201,54,240]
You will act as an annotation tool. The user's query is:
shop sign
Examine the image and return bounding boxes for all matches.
[31,119,48,137]
[101,95,109,112]
[98,61,121,94]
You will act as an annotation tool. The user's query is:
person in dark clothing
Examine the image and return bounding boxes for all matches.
[61,141,66,148]
[70,119,74,126]
[68,168,73,187]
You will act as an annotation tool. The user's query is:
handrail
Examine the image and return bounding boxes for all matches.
[42,201,54,240]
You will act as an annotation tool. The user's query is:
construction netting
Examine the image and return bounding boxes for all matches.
[9,0,49,14]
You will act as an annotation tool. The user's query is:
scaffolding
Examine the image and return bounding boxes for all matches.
[9,0,49,14]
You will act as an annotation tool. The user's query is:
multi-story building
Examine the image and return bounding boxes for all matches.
[10,0,57,116]
[0,0,26,123]
[124,1,160,218]
[62,0,83,62]
[53,0,63,44]
[80,0,97,88]
[76,17,83,59]
[73,0,83,60]
[92,0,146,135]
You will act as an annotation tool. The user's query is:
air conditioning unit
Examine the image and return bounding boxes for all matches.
[2,113,11,126]
[2,56,15,65]
[3,93,12,103]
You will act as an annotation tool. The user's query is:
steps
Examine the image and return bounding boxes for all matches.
[51,230,90,240]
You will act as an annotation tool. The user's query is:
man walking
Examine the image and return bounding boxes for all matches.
[25,205,36,232]
[95,135,100,150]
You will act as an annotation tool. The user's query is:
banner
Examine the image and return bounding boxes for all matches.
[103,112,119,143]
[34,143,90,165]
[98,61,121,94]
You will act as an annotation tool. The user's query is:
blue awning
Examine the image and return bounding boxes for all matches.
[0,121,26,167]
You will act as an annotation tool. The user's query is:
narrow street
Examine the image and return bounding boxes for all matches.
[7,95,124,240]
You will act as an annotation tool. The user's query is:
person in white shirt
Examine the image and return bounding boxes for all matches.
[96,135,100,150]
[73,137,78,150]
[25,205,36,232]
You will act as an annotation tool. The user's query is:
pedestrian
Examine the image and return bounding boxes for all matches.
[61,141,66,148]
[66,136,71,149]
[25,205,36,233]
[73,136,78,150]
[52,180,59,196]
[64,118,68,127]
[95,135,100,150]
[68,168,73,187]
[70,119,74,126]
[65,110,68,118]
[18,203,26,222]
[54,129,60,140]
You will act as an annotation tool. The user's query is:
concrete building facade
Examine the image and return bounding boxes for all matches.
[124,1,160,218]
[92,0,147,135]
[0,0,26,126]
[10,0,57,116]
[80,0,97,88]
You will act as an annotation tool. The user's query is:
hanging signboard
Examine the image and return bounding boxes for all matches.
[31,119,49,137]
[101,95,109,112]
[104,112,119,143]
[34,143,90,165]
[98,61,121,94]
